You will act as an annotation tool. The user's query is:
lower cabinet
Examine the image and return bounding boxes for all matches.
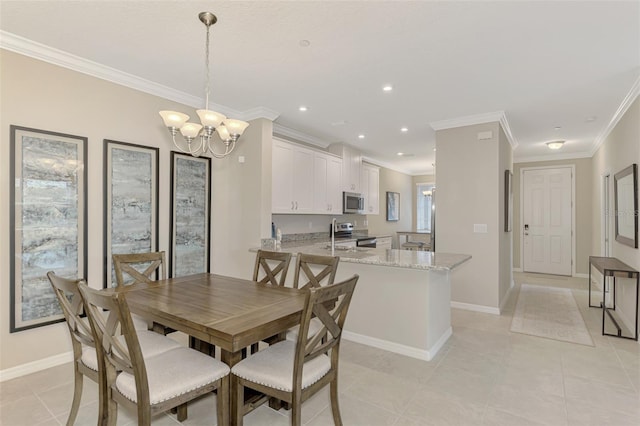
[377,236,392,249]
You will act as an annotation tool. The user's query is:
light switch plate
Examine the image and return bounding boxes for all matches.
[474,224,488,233]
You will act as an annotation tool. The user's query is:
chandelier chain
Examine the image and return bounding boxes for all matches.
[205,24,211,111]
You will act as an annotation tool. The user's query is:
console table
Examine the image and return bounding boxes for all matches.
[588,256,639,341]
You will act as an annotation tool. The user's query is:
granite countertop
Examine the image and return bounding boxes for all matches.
[252,240,471,271]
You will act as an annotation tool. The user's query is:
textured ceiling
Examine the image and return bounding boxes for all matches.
[1,1,638,174]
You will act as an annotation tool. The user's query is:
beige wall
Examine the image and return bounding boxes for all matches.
[435,122,512,310]
[366,166,413,248]
[0,50,271,371]
[498,126,514,308]
[591,97,639,334]
[513,157,593,275]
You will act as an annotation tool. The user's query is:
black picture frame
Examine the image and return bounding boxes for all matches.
[104,140,159,288]
[169,152,211,277]
[10,125,88,332]
[614,163,638,248]
[505,170,513,232]
[386,191,400,221]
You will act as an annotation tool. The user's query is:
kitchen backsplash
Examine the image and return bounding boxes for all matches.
[272,213,368,235]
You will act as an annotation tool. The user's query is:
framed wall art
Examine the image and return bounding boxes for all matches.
[169,152,211,277]
[614,163,638,248]
[386,191,400,222]
[10,125,87,332]
[104,140,159,288]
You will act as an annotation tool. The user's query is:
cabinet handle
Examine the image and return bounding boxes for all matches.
[295,201,298,210]
[291,201,294,210]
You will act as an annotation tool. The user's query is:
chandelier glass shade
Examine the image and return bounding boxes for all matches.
[159,12,249,158]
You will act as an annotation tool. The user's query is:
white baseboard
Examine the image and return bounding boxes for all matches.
[342,328,452,361]
[451,301,501,315]
[499,283,515,314]
[0,351,73,382]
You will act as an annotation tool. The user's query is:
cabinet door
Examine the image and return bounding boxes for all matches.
[368,166,379,215]
[362,164,379,215]
[314,154,329,213]
[292,147,314,213]
[272,140,294,213]
[327,157,343,214]
[377,236,392,249]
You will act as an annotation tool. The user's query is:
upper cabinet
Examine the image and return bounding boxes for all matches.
[329,144,361,193]
[314,152,343,214]
[272,138,314,213]
[272,138,342,215]
[361,163,380,215]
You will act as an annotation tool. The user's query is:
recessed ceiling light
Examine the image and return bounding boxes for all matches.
[546,140,565,150]
[358,134,365,139]
[299,106,308,112]
[382,85,393,92]
[397,152,404,156]
[400,127,408,133]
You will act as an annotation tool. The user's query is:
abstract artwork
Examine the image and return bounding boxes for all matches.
[104,140,158,287]
[10,125,87,332]
[386,191,399,222]
[170,152,211,277]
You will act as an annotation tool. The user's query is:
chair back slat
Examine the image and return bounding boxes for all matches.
[78,283,141,377]
[293,274,358,388]
[112,252,166,288]
[47,272,95,348]
[293,253,339,290]
[253,250,292,286]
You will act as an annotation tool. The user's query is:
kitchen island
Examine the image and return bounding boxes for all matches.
[251,241,471,360]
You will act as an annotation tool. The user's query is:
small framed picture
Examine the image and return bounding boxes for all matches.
[386,191,400,222]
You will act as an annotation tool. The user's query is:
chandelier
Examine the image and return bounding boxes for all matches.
[159,12,249,158]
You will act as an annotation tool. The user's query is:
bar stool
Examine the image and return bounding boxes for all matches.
[402,241,425,251]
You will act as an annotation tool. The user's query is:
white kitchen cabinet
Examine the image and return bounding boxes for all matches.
[361,163,380,215]
[314,152,343,214]
[376,236,392,249]
[329,144,361,193]
[272,138,314,213]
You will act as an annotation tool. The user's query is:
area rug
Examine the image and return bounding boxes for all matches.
[510,284,594,346]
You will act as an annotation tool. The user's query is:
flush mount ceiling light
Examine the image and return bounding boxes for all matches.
[382,85,393,92]
[400,127,408,133]
[546,140,565,150]
[358,134,365,139]
[159,12,249,159]
[299,106,308,112]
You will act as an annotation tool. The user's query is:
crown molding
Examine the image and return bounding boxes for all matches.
[590,74,640,157]
[0,30,279,121]
[272,123,331,148]
[514,150,593,164]
[361,156,418,175]
[430,110,518,150]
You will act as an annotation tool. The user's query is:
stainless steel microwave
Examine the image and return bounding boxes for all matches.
[343,192,365,214]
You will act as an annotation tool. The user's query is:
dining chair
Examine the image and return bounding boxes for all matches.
[231,274,359,426]
[47,271,183,426]
[252,250,292,286]
[286,253,340,342]
[78,281,230,426]
[112,251,170,334]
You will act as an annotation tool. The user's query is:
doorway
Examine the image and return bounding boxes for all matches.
[522,166,574,276]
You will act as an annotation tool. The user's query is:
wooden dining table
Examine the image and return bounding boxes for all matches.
[114,272,306,424]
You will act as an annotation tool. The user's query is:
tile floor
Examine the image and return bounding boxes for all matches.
[1,272,639,425]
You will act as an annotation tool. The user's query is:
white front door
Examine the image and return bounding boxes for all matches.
[523,167,572,275]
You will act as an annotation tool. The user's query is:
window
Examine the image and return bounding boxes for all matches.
[416,183,434,231]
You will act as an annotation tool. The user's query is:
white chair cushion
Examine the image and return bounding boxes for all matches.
[231,340,331,392]
[286,318,323,342]
[115,347,230,405]
[80,330,182,371]
[131,314,150,331]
